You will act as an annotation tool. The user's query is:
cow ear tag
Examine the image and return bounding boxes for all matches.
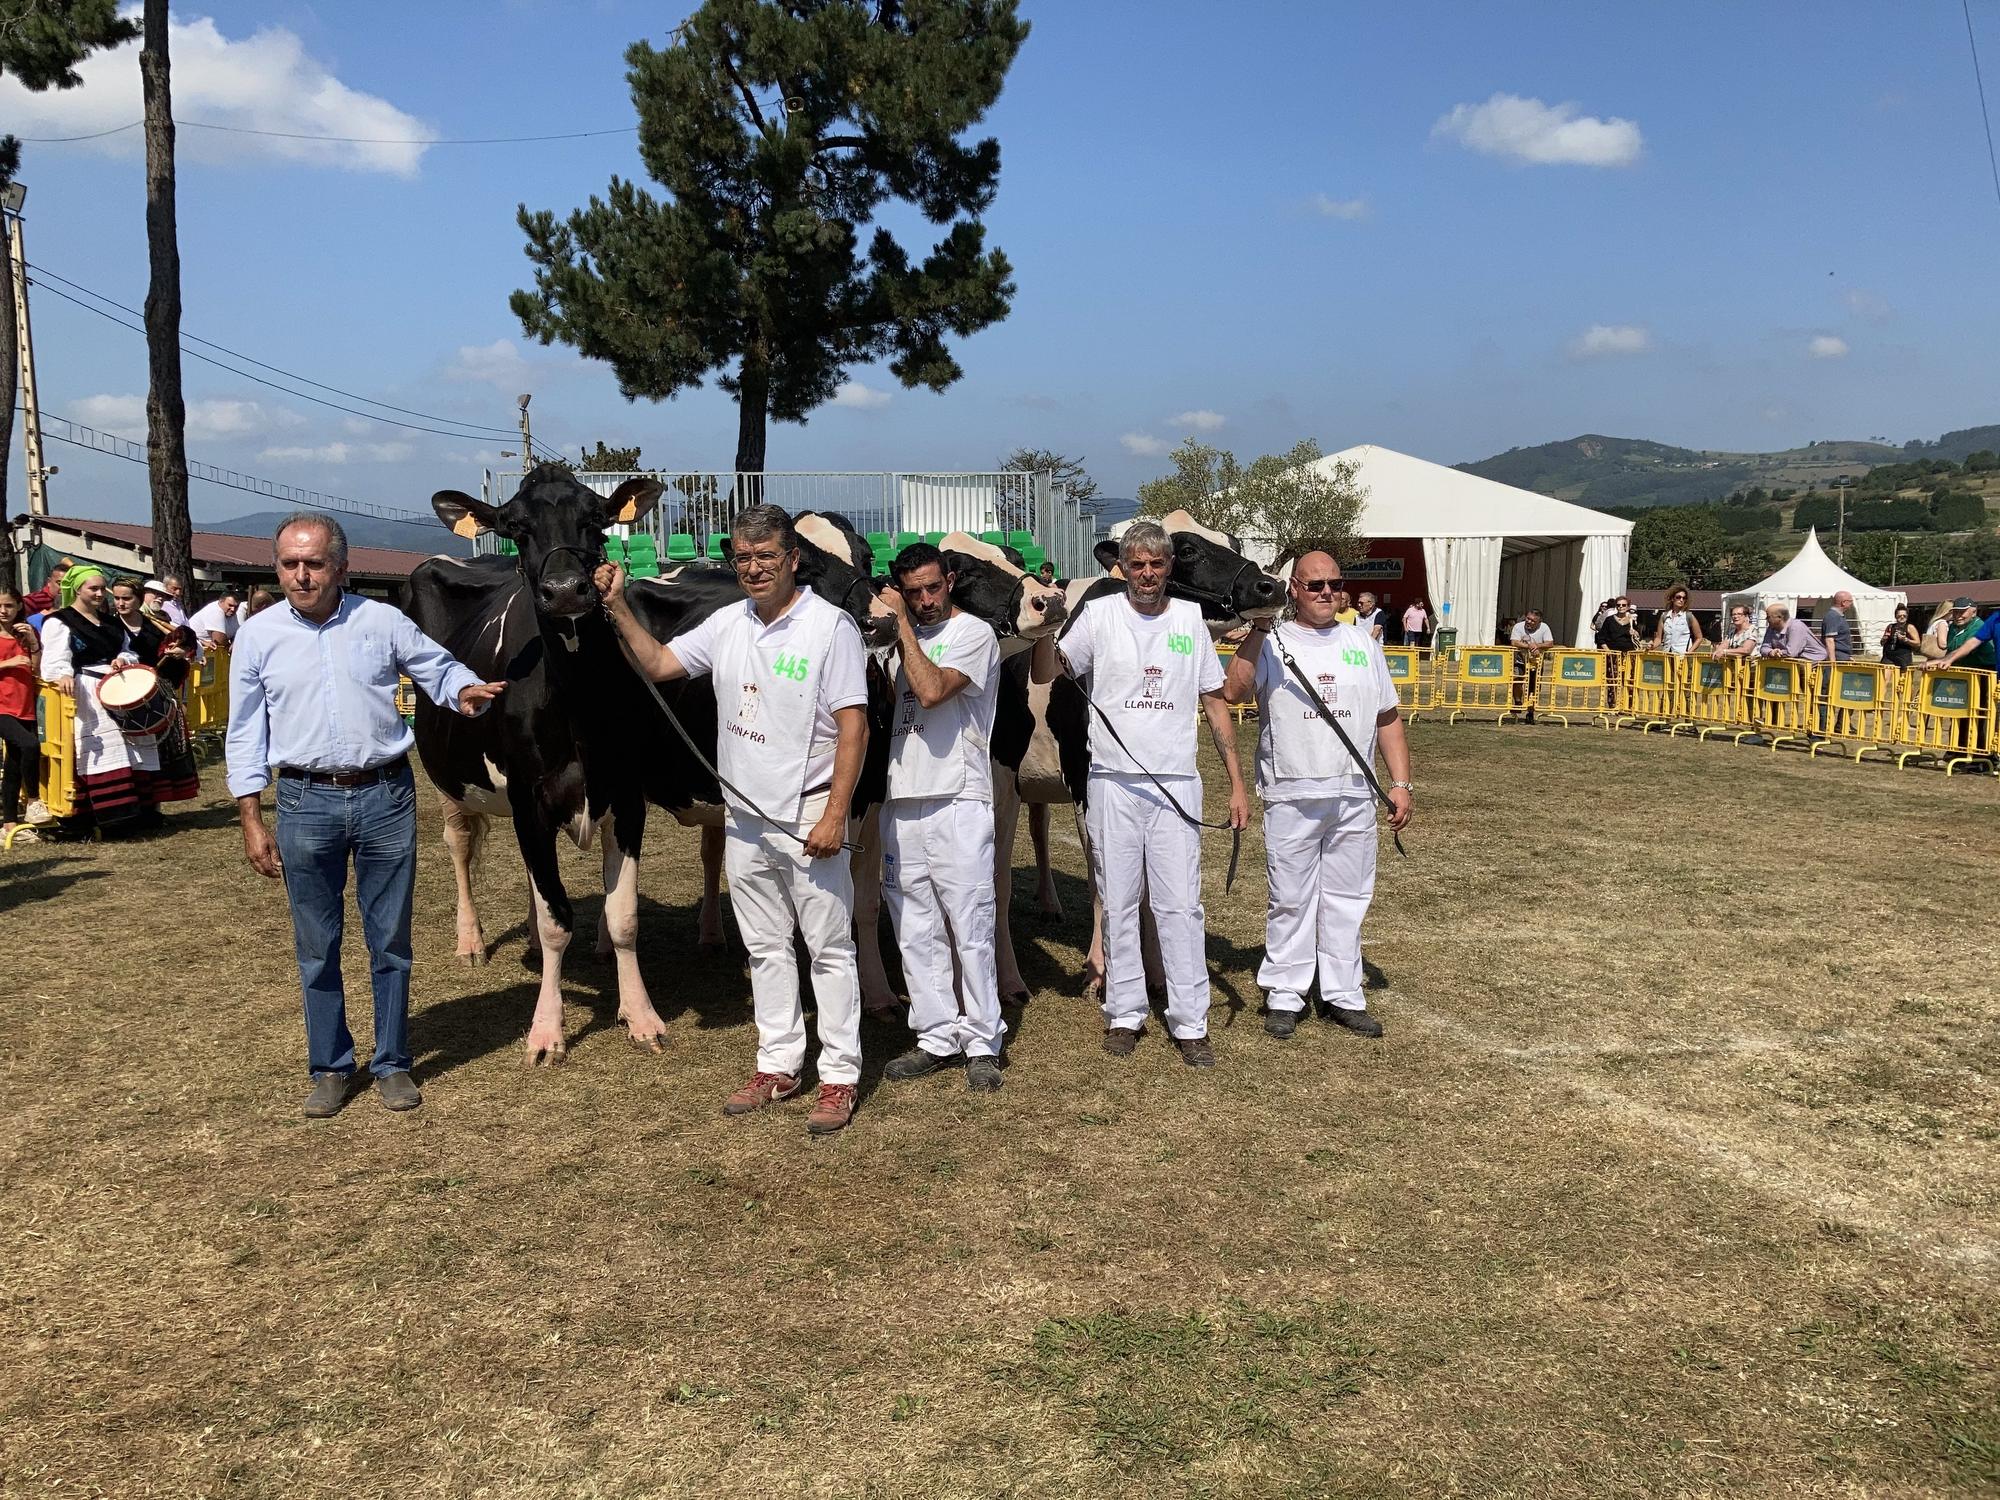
[449,515,484,540]
[613,499,643,524]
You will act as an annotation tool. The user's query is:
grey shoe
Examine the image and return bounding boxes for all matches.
[1102,1027,1141,1058]
[1327,1007,1384,1039]
[303,1071,356,1119]
[884,1046,955,1081]
[966,1056,1003,1092]
[377,1071,423,1111]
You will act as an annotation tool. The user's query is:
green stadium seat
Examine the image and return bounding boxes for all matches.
[894,531,921,552]
[1022,545,1048,574]
[602,535,628,564]
[1007,530,1035,553]
[497,538,519,556]
[865,530,892,556]
[978,530,1004,547]
[707,534,728,561]
[626,535,660,578]
[923,530,945,547]
[665,533,698,563]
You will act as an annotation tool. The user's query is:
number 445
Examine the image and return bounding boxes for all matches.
[771,651,811,682]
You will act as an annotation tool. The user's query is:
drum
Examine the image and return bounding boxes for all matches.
[96,663,178,739]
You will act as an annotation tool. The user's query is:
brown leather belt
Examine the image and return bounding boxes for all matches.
[278,756,408,788]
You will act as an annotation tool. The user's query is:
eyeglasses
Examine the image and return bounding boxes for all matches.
[730,549,791,574]
[1296,578,1341,593]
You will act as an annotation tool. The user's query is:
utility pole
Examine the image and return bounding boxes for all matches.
[5,184,51,517]
[517,392,533,476]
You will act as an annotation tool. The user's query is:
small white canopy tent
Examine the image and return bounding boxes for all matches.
[1244,445,1633,648]
[1720,529,1905,654]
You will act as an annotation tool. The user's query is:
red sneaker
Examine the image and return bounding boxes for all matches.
[806,1082,857,1135]
[722,1071,801,1116]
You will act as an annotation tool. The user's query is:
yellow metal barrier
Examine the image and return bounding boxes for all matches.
[1746,659,1823,752]
[1443,646,1520,725]
[1679,656,1754,741]
[1533,648,1612,726]
[1895,668,1994,772]
[1815,662,1903,763]
[36,682,78,820]
[185,648,232,736]
[1382,646,1437,717]
[1617,652,1685,732]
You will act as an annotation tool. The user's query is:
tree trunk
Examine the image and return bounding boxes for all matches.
[733,352,769,510]
[141,0,194,603]
[0,236,17,592]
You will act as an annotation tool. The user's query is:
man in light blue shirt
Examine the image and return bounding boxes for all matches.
[227,512,503,1118]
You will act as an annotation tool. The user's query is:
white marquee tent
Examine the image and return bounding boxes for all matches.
[1247,445,1634,648]
[1720,529,1905,651]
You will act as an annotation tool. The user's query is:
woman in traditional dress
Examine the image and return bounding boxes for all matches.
[0,588,41,846]
[40,567,166,838]
[110,579,202,804]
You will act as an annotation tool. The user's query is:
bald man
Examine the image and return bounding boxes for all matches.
[1221,551,1412,1040]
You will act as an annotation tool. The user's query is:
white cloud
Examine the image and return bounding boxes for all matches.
[1308,193,1371,221]
[831,381,892,411]
[1808,335,1850,359]
[1432,93,1643,167]
[260,440,415,464]
[0,9,434,175]
[1119,433,1171,457]
[1566,324,1652,360]
[447,339,532,389]
[1840,289,1892,323]
[1169,409,1227,432]
[71,393,305,440]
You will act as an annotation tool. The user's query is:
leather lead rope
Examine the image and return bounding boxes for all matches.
[602,598,862,855]
[1078,695,1244,893]
[1270,623,1408,858]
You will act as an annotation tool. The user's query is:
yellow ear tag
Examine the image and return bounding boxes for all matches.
[613,499,642,524]
[450,515,484,539]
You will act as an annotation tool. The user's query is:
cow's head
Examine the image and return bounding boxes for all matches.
[1095,510,1282,622]
[790,511,898,648]
[935,532,1067,646]
[434,464,662,620]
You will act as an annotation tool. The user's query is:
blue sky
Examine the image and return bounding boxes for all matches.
[5,0,1997,529]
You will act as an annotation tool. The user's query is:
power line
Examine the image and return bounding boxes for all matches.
[30,279,523,446]
[37,410,443,527]
[15,118,636,146]
[26,261,520,438]
[1966,0,2000,212]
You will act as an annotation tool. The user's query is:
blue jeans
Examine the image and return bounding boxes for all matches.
[274,766,417,1078]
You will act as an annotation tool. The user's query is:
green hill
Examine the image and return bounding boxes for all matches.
[1456,434,1908,510]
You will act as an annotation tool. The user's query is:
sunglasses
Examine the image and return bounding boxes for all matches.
[1296,578,1341,593]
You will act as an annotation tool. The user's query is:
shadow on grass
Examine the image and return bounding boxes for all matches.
[0,852,109,904]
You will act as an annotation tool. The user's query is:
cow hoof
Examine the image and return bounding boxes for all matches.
[626,1030,668,1055]
[524,1032,567,1065]
[1005,988,1030,1006]
[459,949,489,968]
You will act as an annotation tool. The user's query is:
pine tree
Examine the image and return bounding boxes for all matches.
[513,0,1027,483]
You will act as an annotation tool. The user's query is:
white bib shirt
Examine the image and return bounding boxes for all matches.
[1252,622,1398,801]
[668,586,869,824]
[1060,595,1223,780]
[886,610,1000,803]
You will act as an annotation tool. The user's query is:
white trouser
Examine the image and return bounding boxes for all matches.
[1258,796,1377,1012]
[882,796,1002,1058]
[1086,773,1209,1039]
[724,801,862,1085]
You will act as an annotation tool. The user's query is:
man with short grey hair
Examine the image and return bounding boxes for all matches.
[1032,519,1250,1067]
[1757,603,1828,662]
[1821,590,1855,662]
[228,512,505,1118]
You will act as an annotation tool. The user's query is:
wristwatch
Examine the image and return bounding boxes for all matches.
[1388,780,1415,792]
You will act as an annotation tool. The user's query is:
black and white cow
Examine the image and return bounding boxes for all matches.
[988,510,1282,999]
[406,464,892,1062]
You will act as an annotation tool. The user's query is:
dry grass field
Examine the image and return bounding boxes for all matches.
[2,720,1996,1499]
